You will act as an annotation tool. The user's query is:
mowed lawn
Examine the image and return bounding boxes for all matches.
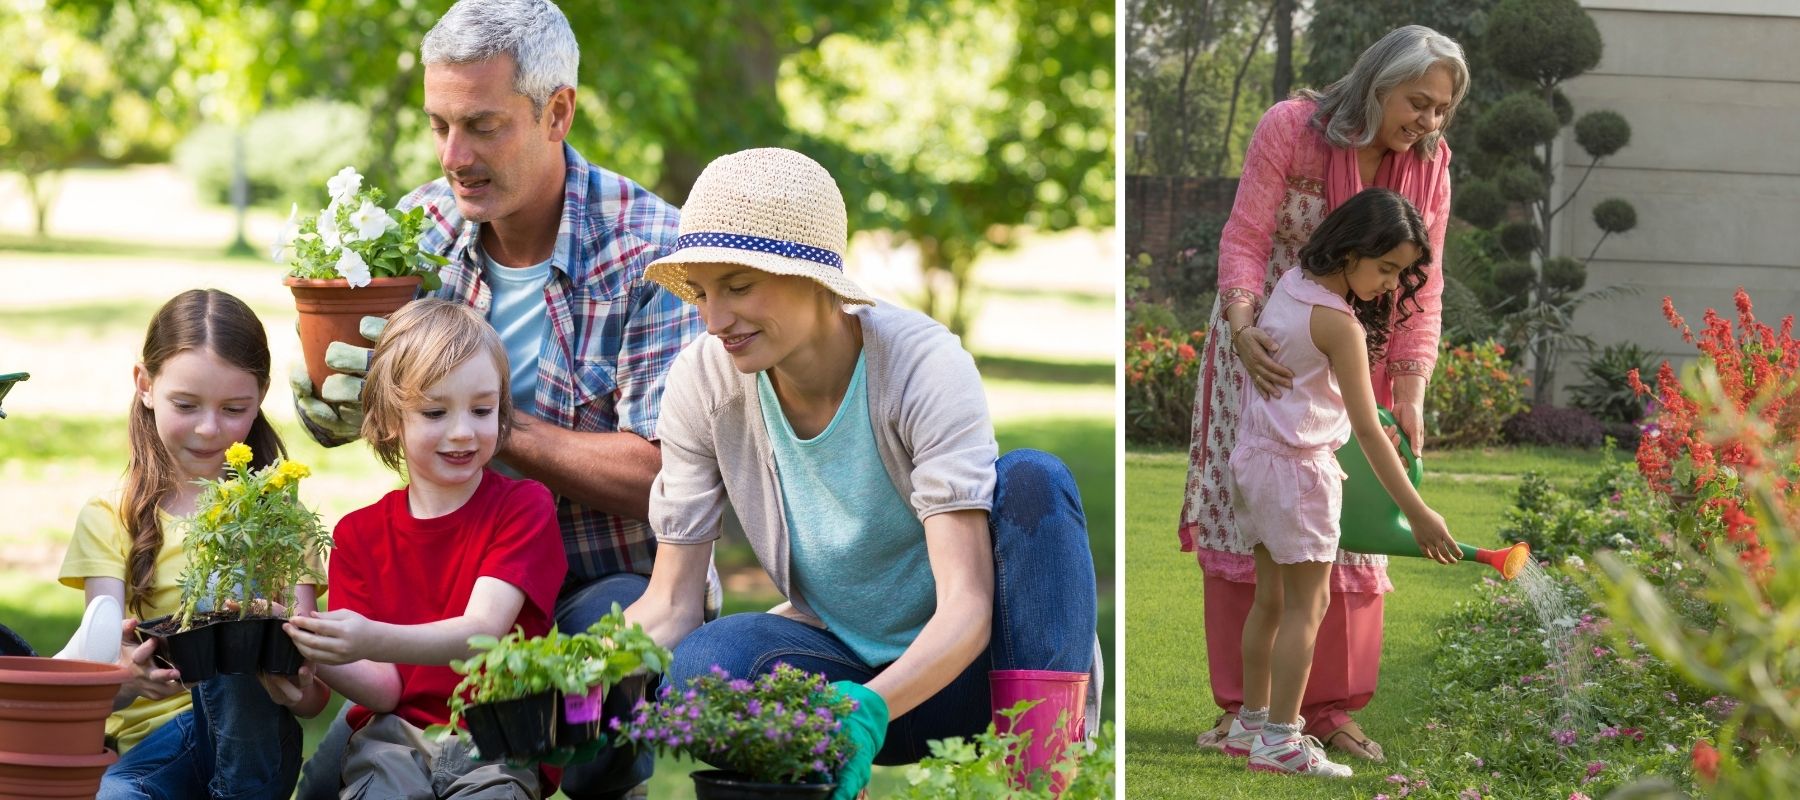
[1124,444,1604,798]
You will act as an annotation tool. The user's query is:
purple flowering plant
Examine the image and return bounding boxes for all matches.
[617,663,856,785]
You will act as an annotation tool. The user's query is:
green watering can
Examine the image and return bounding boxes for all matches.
[1336,407,1529,580]
[0,373,25,420]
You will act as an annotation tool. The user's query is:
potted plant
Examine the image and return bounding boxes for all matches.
[898,703,1117,799]
[445,606,668,762]
[618,663,857,799]
[137,442,330,680]
[273,166,447,390]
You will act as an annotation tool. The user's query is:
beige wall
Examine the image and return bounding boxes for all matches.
[1542,3,1800,402]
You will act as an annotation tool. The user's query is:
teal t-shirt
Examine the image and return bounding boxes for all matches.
[479,246,552,416]
[757,353,933,666]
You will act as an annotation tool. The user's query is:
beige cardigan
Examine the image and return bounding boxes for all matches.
[648,302,997,623]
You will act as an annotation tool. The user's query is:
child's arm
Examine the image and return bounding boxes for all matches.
[284,576,527,666]
[1312,307,1459,564]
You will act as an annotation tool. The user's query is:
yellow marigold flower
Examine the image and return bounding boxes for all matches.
[225,443,254,471]
[268,474,289,492]
[205,506,223,526]
[278,461,312,482]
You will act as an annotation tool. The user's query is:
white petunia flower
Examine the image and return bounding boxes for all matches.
[350,200,396,242]
[327,166,363,204]
[319,208,342,249]
[271,203,298,261]
[336,248,371,288]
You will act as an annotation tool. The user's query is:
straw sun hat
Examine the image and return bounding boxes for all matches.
[645,148,875,306]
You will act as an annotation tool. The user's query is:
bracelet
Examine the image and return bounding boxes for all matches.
[1230,324,1256,348]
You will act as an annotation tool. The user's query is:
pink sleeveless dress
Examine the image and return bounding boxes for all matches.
[1228,268,1356,564]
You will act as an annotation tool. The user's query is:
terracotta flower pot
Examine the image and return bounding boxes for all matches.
[0,656,131,758]
[285,275,422,390]
[0,748,117,798]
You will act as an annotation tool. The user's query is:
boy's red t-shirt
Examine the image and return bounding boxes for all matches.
[329,468,568,733]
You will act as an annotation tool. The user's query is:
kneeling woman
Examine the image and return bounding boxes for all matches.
[627,148,1098,798]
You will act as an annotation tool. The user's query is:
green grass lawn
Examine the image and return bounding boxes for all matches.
[1125,444,1591,798]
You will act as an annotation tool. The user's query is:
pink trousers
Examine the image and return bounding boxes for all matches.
[1202,573,1384,738]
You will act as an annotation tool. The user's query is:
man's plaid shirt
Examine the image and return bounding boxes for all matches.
[399,144,702,582]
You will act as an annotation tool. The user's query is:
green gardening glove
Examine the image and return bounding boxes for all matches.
[290,315,387,446]
[828,681,888,800]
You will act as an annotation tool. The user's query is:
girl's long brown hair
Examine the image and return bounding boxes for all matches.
[119,290,285,618]
[1296,187,1432,363]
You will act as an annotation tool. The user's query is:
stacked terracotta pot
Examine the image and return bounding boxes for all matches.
[0,656,131,798]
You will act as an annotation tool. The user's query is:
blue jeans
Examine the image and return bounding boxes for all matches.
[667,449,1097,765]
[295,573,654,800]
[98,674,302,800]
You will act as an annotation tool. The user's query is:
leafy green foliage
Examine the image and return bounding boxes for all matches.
[1124,326,1204,446]
[1592,198,1638,235]
[1498,451,1662,561]
[1476,92,1560,155]
[1454,179,1507,229]
[1569,342,1654,425]
[897,704,1115,798]
[1485,0,1601,87]
[446,604,670,729]
[1426,339,1529,448]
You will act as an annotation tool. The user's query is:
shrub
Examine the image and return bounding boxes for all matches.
[1570,342,1656,424]
[1498,448,1665,562]
[1125,326,1203,446]
[1503,405,1604,448]
[174,100,439,211]
[1426,340,1529,448]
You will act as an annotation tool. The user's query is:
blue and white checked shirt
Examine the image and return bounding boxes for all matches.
[399,144,702,581]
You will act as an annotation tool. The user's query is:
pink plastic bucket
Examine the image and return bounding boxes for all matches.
[988,669,1088,794]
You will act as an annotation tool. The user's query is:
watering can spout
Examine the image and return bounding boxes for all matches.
[1336,408,1530,581]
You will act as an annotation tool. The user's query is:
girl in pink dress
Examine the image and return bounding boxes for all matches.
[1222,188,1458,778]
[1184,24,1469,761]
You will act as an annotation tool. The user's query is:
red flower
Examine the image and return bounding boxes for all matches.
[1137,340,1154,353]
[1178,343,1197,362]
[1692,740,1720,781]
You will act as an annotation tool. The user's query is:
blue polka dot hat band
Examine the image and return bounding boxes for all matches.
[674,232,844,271]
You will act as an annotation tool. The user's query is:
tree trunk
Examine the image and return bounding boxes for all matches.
[228,128,253,256]
[1272,0,1294,103]
[1531,84,1558,405]
[1217,1,1277,176]
[21,170,53,238]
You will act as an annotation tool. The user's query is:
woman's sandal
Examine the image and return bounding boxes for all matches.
[1194,713,1234,753]
[1322,724,1386,762]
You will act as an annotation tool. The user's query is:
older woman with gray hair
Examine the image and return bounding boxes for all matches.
[1182,25,1469,762]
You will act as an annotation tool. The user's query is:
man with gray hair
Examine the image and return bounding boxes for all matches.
[287,1,701,797]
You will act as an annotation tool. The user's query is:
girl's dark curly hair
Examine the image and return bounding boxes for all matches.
[1297,187,1431,363]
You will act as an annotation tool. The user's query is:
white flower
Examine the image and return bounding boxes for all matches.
[335,248,371,288]
[350,200,396,242]
[1565,555,1585,571]
[271,203,298,261]
[318,209,341,249]
[326,166,363,204]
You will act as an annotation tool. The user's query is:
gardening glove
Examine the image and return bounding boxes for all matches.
[827,681,888,800]
[290,315,386,446]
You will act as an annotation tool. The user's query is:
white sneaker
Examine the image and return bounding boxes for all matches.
[1247,730,1354,778]
[54,595,123,663]
[1222,716,1261,757]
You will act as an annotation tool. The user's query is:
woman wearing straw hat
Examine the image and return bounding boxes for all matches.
[626,148,1099,798]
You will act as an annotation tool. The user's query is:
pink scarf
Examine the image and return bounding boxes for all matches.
[1324,141,1443,221]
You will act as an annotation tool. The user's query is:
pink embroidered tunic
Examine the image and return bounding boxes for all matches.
[1178,97,1450,594]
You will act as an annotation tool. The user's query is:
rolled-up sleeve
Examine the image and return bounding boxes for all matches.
[896,335,998,519]
[647,346,729,545]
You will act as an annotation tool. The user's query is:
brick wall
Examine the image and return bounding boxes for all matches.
[1125,174,1240,293]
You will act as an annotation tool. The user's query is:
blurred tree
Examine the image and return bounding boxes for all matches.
[1124,0,1281,178]
[0,0,173,235]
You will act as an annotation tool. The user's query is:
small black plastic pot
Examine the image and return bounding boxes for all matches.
[556,685,605,749]
[690,770,835,799]
[259,618,305,675]
[214,619,265,675]
[465,691,558,759]
[461,702,510,761]
[136,615,218,684]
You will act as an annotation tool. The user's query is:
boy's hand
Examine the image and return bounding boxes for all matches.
[290,316,388,446]
[285,609,380,665]
[1408,508,1458,564]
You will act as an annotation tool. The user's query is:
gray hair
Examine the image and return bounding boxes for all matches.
[1299,25,1469,157]
[421,0,579,118]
